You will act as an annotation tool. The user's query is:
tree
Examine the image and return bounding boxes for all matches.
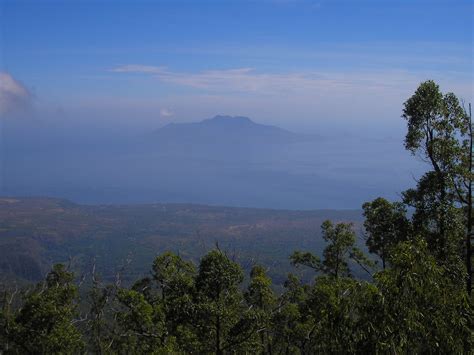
[10,264,84,353]
[113,286,177,353]
[403,81,470,202]
[291,220,372,278]
[152,251,195,303]
[152,251,197,351]
[86,268,114,354]
[402,80,470,260]
[288,221,380,352]
[194,249,255,354]
[244,265,276,353]
[362,197,410,269]
[270,274,312,354]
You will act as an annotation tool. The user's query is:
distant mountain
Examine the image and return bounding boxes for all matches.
[152,115,313,145]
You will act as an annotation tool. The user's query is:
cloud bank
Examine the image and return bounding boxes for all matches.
[160,108,174,117]
[0,72,32,116]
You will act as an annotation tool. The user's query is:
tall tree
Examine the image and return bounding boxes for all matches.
[194,249,255,354]
[152,251,197,351]
[466,103,472,295]
[245,265,276,353]
[86,270,114,354]
[402,80,470,260]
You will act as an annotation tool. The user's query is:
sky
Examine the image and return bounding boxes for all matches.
[0,0,473,133]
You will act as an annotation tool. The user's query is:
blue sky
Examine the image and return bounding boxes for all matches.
[1,0,472,132]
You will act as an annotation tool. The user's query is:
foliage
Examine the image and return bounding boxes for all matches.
[362,197,410,269]
[0,243,471,354]
[402,80,470,259]
[302,276,381,353]
[270,273,312,353]
[403,80,469,184]
[291,220,373,278]
[194,249,257,354]
[374,238,473,353]
[8,264,84,353]
[152,251,196,348]
[85,269,114,354]
[113,288,176,354]
[245,265,276,353]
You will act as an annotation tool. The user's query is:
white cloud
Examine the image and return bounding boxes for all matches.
[160,108,174,117]
[110,64,167,74]
[0,72,32,116]
[111,64,425,96]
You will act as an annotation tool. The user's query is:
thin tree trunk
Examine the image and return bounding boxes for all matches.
[467,103,472,295]
[216,315,222,355]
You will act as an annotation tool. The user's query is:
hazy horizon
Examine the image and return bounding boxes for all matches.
[0,0,472,209]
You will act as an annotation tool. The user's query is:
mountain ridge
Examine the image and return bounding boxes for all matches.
[152,115,315,145]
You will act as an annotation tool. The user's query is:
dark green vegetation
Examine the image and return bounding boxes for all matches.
[0,81,473,353]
